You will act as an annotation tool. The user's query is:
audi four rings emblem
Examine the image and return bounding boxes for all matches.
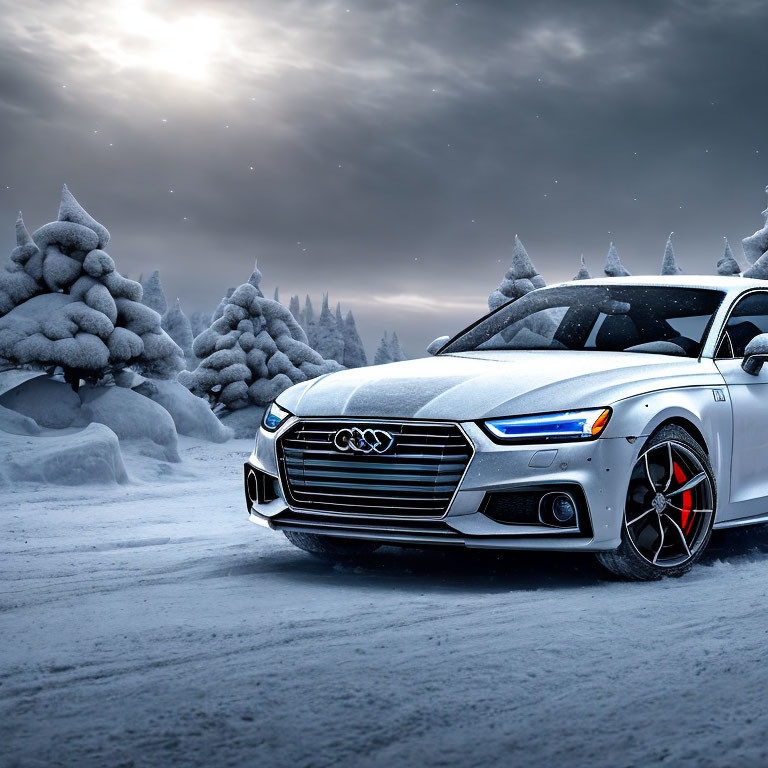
[333,427,395,454]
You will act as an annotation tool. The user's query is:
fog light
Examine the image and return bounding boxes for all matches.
[246,470,258,505]
[551,494,575,523]
[538,491,579,529]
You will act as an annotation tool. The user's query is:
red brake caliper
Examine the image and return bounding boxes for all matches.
[673,461,693,534]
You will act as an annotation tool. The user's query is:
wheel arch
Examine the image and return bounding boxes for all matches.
[611,390,730,510]
[642,417,708,455]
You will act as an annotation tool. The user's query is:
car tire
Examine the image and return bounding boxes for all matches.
[596,425,716,581]
[283,530,381,559]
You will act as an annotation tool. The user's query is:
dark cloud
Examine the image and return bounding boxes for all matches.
[0,0,767,356]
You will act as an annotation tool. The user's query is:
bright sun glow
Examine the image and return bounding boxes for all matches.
[112,0,221,81]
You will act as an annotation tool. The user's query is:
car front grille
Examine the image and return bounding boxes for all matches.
[276,420,473,518]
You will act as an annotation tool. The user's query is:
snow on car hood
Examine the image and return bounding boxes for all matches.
[277,350,722,421]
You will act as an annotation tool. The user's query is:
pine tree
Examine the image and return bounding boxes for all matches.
[212,287,236,322]
[342,310,367,367]
[141,270,168,316]
[247,260,264,295]
[661,233,682,275]
[162,298,194,369]
[303,295,316,347]
[388,332,407,362]
[288,295,301,324]
[179,264,341,410]
[743,252,768,280]
[488,235,546,311]
[573,254,591,280]
[0,186,184,388]
[273,286,280,303]
[313,294,345,364]
[717,238,741,276]
[189,311,212,338]
[0,212,43,315]
[604,242,630,277]
[374,332,393,365]
[742,185,768,265]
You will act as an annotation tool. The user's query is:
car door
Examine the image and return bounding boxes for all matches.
[714,290,768,518]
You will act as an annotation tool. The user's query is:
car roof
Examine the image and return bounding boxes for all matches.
[546,274,766,295]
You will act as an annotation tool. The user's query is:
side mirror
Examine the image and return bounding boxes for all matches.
[742,333,768,375]
[426,335,450,356]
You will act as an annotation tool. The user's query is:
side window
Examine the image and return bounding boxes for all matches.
[717,292,768,358]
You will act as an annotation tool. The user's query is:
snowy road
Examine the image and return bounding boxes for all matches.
[3,438,768,767]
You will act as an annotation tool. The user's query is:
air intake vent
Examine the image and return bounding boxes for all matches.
[277,420,472,518]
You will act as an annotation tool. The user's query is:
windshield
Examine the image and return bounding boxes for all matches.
[442,285,725,358]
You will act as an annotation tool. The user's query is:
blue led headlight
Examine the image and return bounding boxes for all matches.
[262,402,291,432]
[483,408,611,443]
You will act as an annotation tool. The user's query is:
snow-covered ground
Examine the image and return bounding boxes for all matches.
[3,437,768,767]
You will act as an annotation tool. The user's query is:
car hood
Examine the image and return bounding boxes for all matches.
[277,350,723,421]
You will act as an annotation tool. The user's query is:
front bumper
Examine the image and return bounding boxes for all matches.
[245,418,638,551]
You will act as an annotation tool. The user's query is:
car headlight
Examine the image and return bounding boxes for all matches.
[482,408,611,443]
[262,402,292,432]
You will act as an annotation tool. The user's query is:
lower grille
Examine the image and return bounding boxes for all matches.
[272,509,463,542]
[276,420,473,518]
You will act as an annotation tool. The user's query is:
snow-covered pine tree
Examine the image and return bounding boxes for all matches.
[604,242,630,277]
[488,235,546,311]
[335,302,349,364]
[0,213,43,315]
[573,254,591,280]
[742,185,768,265]
[313,294,345,364]
[162,298,194,369]
[717,238,741,276]
[248,261,264,295]
[288,295,301,324]
[388,332,407,362]
[273,286,280,303]
[189,311,212,338]
[303,295,316,347]
[661,233,682,275]
[743,250,768,280]
[179,265,342,409]
[141,270,168,316]
[342,310,367,368]
[374,332,393,365]
[212,287,236,322]
[0,185,184,388]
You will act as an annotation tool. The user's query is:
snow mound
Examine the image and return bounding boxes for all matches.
[134,379,232,443]
[0,368,47,397]
[0,376,82,429]
[219,406,266,438]
[80,385,181,462]
[0,422,127,486]
[0,403,41,435]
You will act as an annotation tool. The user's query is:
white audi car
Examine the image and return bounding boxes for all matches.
[244,276,768,580]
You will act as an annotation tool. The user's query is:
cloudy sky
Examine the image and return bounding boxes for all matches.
[1,0,767,355]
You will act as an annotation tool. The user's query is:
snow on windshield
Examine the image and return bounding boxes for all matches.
[443,286,725,358]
